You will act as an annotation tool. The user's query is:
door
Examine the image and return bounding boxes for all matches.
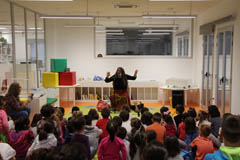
[216,26,233,114]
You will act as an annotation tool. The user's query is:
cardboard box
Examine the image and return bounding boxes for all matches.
[42,72,59,87]
[50,59,67,72]
[59,72,76,85]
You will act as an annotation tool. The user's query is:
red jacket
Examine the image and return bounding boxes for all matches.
[178,122,186,141]
[96,118,111,139]
[165,123,177,137]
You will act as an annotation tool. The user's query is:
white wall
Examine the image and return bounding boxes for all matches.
[193,0,240,114]
[45,19,196,85]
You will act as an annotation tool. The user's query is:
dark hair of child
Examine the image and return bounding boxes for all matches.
[141,111,153,126]
[88,109,99,120]
[145,130,157,144]
[152,112,162,123]
[122,105,131,113]
[119,110,129,122]
[182,112,190,121]
[15,116,30,132]
[176,105,184,114]
[143,140,168,160]
[59,143,87,160]
[160,106,169,115]
[113,116,123,127]
[59,107,65,115]
[222,115,240,145]
[131,119,145,136]
[40,104,55,118]
[141,107,149,116]
[130,131,146,160]
[26,148,49,160]
[31,113,42,127]
[101,107,110,119]
[117,127,127,140]
[0,96,6,109]
[106,120,119,142]
[208,105,220,118]
[39,120,55,141]
[67,120,74,134]
[185,117,197,135]
[84,115,92,126]
[164,136,180,158]
[188,107,197,119]
[164,114,174,126]
[72,116,86,132]
[198,110,208,125]
[199,124,211,137]
[71,106,79,113]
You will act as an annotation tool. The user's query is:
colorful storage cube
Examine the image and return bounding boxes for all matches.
[59,72,76,85]
[50,59,67,72]
[42,72,59,87]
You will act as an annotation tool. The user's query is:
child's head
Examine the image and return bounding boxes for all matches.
[39,120,55,141]
[176,105,184,115]
[72,111,83,121]
[26,148,49,160]
[130,131,146,159]
[164,114,174,125]
[208,105,220,118]
[0,96,6,109]
[222,115,240,147]
[188,107,197,119]
[117,127,127,140]
[182,112,190,122]
[152,112,162,123]
[185,117,197,135]
[15,116,30,132]
[84,115,92,126]
[141,111,153,126]
[101,107,110,119]
[160,106,169,115]
[197,110,208,124]
[141,107,149,116]
[31,113,42,127]
[72,116,86,132]
[71,106,79,114]
[122,105,131,113]
[143,141,168,160]
[130,117,138,127]
[54,107,64,121]
[113,116,123,127]
[59,143,87,160]
[41,104,55,118]
[67,120,74,134]
[145,130,157,144]
[199,124,211,137]
[88,108,99,120]
[59,107,65,115]
[106,120,119,142]
[119,110,129,122]
[164,136,180,158]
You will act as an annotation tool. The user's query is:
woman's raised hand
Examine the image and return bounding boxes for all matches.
[134,70,138,77]
[107,72,111,78]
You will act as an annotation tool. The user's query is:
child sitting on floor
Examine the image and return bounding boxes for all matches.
[184,117,198,151]
[0,96,9,143]
[164,114,177,137]
[96,107,111,141]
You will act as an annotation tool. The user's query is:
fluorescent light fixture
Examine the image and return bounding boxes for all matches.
[96,29,123,33]
[142,33,170,35]
[145,29,176,32]
[142,15,196,19]
[138,24,179,28]
[106,33,124,35]
[0,27,7,30]
[64,24,103,28]
[149,0,214,1]
[28,27,42,30]
[40,16,93,19]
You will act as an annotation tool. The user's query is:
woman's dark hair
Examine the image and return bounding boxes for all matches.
[176,105,184,114]
[31,113,42,127]
[131,118,145,136]
[72,116,86,131]
[0,96,6,109]
[222,115,240,144]
[26,148,49,160]
[208,105,220,118]
[164,114,174,126]
[198,110,209,125]
[141,111,153,126]
[84,115,92,126]
[117,127,127,139]
[6,82,21,98]
[101,107,110,118]
[88,109,99,120]
[15,116,30,132]
[39,120,55,141]
[40,104,55,118]
[145,130,157,144]
[164,136,180,158]
[185,117,197,135]
[106,120,119,142]
[130,131,146,160]
[188,107,197,118]
[71,106,79,113]
[113,116,123,127]
[143,140,167,160]
[114,67,128,90]
[119,110,129,122]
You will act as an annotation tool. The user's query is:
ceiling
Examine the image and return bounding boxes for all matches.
[8,0,222,16]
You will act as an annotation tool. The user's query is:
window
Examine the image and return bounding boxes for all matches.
[177,35,189,57]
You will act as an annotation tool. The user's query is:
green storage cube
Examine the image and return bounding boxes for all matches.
[51,59,67,72]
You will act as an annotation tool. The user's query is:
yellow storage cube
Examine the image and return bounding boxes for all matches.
[42,72,59,87]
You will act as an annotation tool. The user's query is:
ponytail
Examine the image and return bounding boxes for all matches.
[106,120,118,143]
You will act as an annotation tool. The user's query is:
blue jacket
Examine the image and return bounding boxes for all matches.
[204,150,230,160]
[204,146,240,160]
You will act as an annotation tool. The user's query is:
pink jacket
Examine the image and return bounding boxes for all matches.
[98,136,127,160]
[0,110,9,133]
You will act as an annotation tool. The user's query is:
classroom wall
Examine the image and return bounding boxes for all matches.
[193,0,240,114]
[45,19,196,86]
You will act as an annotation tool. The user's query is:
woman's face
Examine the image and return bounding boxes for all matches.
[117,68,122,76]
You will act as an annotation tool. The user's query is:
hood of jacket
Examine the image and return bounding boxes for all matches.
[220,146,240,160]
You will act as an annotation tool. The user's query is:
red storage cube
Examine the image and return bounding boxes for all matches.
[59,72,76,85]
